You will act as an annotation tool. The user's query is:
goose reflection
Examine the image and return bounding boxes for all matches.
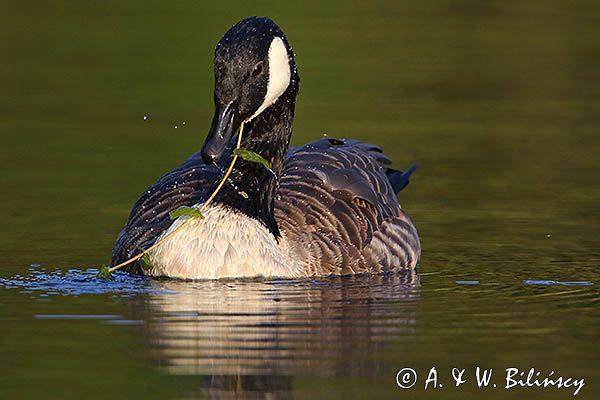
[143,272,419,398]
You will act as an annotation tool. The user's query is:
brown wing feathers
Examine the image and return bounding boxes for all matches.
[275,138,420,275]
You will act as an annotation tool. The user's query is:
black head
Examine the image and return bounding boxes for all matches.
[201,17,299,164]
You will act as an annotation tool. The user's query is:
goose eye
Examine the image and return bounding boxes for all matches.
[251,62,264,77]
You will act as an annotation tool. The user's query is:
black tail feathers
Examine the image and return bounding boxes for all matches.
[387,164,417,194]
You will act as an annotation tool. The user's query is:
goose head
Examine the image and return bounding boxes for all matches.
[201,17,299,165]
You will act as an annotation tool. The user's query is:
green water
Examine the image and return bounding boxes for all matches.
[1,1,599,398]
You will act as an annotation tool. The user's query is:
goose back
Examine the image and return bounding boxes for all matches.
[276,138,420,275]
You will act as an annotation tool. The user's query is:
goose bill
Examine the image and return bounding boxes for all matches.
[201,102,237,164]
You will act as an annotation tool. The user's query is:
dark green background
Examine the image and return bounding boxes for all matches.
[1,1,598,399]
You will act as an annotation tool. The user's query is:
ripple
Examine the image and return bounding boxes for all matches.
[524,280,594,286]
[0,266,156,296]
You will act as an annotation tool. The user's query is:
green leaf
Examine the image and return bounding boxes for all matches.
[233,148,271,171]
[169,205,204,220]
[96,265,113,280]
[140,253,153,271]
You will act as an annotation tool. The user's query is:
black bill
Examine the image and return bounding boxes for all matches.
[201,102,238,164]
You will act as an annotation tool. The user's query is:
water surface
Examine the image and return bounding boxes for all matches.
[1,1,598,398]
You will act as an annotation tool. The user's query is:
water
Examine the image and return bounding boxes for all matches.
[1,1,599,398]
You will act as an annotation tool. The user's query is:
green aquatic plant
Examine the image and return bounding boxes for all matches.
[97,265,113,280]
[140,253,153,271]
[233,148,271,171]
[168,206,205,220]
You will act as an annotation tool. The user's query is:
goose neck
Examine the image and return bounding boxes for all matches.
[213,92,295,237]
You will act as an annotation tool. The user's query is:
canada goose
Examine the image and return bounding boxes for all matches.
[112,16,420,279]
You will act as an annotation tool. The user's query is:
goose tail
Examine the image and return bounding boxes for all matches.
[387,164,417,194]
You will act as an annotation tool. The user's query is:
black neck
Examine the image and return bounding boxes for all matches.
[213,89,296,237]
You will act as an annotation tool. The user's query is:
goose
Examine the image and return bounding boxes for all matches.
[112,16,420,279]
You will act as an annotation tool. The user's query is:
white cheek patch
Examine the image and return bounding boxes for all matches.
[246,37,291,122]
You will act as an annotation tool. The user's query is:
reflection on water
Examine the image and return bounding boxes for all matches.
[0,268,419,398]
[145,273,418,396]
[0,264,598,398]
